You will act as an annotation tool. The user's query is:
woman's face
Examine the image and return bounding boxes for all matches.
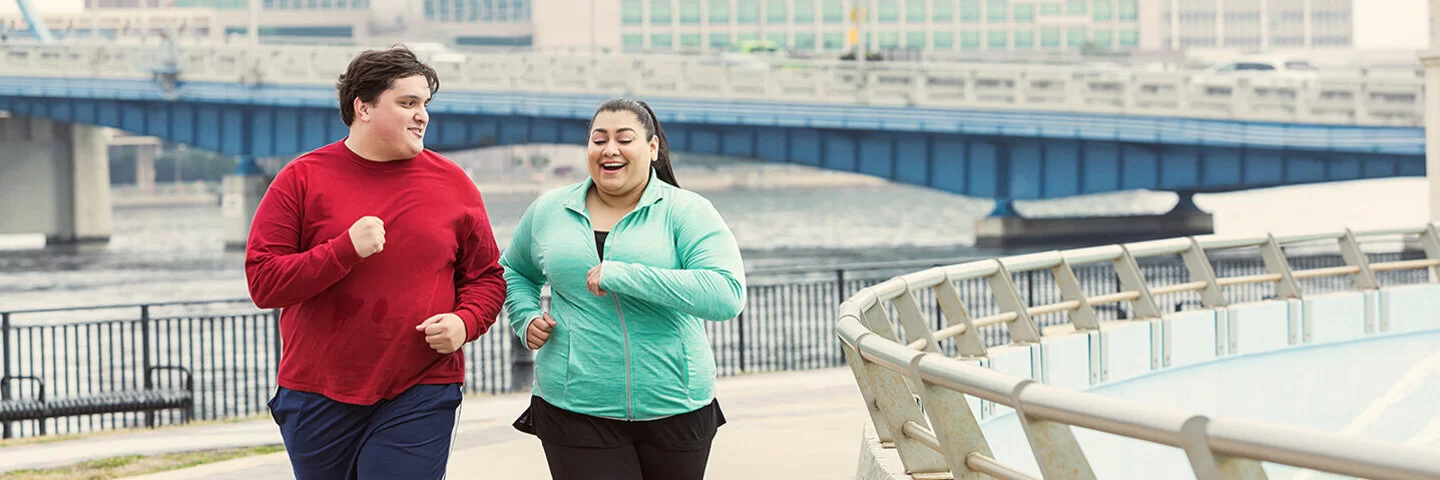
[587,110,658,198]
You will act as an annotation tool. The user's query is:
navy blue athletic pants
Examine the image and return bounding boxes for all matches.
[268,383,463,480]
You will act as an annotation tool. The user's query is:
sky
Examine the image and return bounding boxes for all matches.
[0,0,1434,50]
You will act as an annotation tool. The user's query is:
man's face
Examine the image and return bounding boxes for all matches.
[357,74,430,160]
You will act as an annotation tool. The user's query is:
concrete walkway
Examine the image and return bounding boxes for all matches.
[1,367,867,480]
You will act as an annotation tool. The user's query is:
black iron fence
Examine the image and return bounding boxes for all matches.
[1,250,1429,438]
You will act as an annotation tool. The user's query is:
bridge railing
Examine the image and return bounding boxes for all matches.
[0,43,1425,127]
[837,225,1440,480]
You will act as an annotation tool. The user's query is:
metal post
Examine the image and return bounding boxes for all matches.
[141,305,153,428]
[2,312,10,439]
[510,335,535,391]
[271,308,282,365]
[737,312,747,372]
[1259,235,1303,300]
[836,268,847,303]
[1178,238,1227,309]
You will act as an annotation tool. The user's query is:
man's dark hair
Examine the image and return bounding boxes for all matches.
[592,97,679,188]
[336,46,440,127]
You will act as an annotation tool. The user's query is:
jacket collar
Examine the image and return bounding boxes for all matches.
[564,168,668,215]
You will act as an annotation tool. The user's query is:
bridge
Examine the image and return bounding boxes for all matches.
[0,41,1432,247]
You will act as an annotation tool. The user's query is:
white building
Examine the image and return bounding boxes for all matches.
[0,0,1361,55]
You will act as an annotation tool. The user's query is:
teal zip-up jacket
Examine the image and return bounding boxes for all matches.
[501,171,746,420]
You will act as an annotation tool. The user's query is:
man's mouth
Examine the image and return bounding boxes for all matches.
[408,127,424,138]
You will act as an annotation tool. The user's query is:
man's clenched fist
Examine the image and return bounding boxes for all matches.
[349,216,385,258]
[416,313,467,355]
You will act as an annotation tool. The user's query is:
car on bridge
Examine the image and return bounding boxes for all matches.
[1188,55,1321,88]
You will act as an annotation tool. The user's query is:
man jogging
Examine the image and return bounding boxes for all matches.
[245,46,505,480]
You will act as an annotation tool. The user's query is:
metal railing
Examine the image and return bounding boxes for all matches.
[836,225,1440,480]
[1,244,1431,440]
[0,43,1426,127]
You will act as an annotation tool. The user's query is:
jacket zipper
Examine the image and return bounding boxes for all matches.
[592,217,635,421]
[611,295,633,421]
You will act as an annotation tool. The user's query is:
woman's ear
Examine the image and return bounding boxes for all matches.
[650,136,660,161]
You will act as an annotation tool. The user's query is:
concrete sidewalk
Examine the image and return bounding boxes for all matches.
[3,367,867,480]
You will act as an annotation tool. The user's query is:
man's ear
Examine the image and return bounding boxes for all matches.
[354,98,370,122]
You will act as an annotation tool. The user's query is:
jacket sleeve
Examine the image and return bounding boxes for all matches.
[599,197,746,321]
[501,203,547,346]
[244,166,366,309]
[451,192,507,343]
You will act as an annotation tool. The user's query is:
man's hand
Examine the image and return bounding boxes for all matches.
[587,264,606,296]
[416,313,467,354]
[526,313,557,350]
[349,216,386,258]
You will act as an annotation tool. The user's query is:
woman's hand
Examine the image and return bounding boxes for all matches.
[526,313,557,350]
[587,264,607,297]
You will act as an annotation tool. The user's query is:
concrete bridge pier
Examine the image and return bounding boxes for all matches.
[222,156,269,250]
[974,192,1214,248]
[0,116,112,244]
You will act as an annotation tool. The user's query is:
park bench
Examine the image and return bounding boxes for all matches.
[0,366,194,436]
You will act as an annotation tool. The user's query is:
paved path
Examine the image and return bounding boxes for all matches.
[2,368,867,480]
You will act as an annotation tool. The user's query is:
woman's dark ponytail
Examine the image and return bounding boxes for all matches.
[593,97,679,187]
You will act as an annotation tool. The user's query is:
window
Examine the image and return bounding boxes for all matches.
[1067,27,1086,47]
[652,0,673,24]
[794,0,815,22]
[960,31,981,49]
[987,0,1007,22]
[737,32,760,42]
[766,0,786,22]
[679,0,701,23]
[651,33,673,47]
[710,32,731,47]
[709,0,729,23]
[1013,30,1033,47]
[737,0,759,23]
[622,0,642,24]
[1117,0,1137,20]
[933,0,953,22]
[1092,28,1112,47]
[879,31,899,47]
[681,33,702,46]
[822,0,843,23]
[1012,3,1033,22]
[767,32,787,46]
[906,0,926,22]
[1040,27,1060,47]
[1038,3,1062,15]
[623,33,644,49]
[933,31,954,48]
[823,31,845,49]
[1066,0,1085,15]
[987,30,1007,48]
[1093,0,1111,20]
[794,31,817,49]
[878,1,899,22]
[1118,28,1138,46]
[906,31,926,47]
[959,0,981,22]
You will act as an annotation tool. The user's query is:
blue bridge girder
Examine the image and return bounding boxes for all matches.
[0,75,1426,205]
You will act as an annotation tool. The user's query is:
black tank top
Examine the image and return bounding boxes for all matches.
[594,230,609,259]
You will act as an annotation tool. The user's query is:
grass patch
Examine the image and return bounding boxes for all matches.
[0,444,285,479]
[0,414,271,449]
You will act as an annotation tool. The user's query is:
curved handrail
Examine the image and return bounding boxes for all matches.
[836,223,1440,479]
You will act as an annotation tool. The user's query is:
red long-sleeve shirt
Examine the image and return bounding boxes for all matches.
[244,140,505,405]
